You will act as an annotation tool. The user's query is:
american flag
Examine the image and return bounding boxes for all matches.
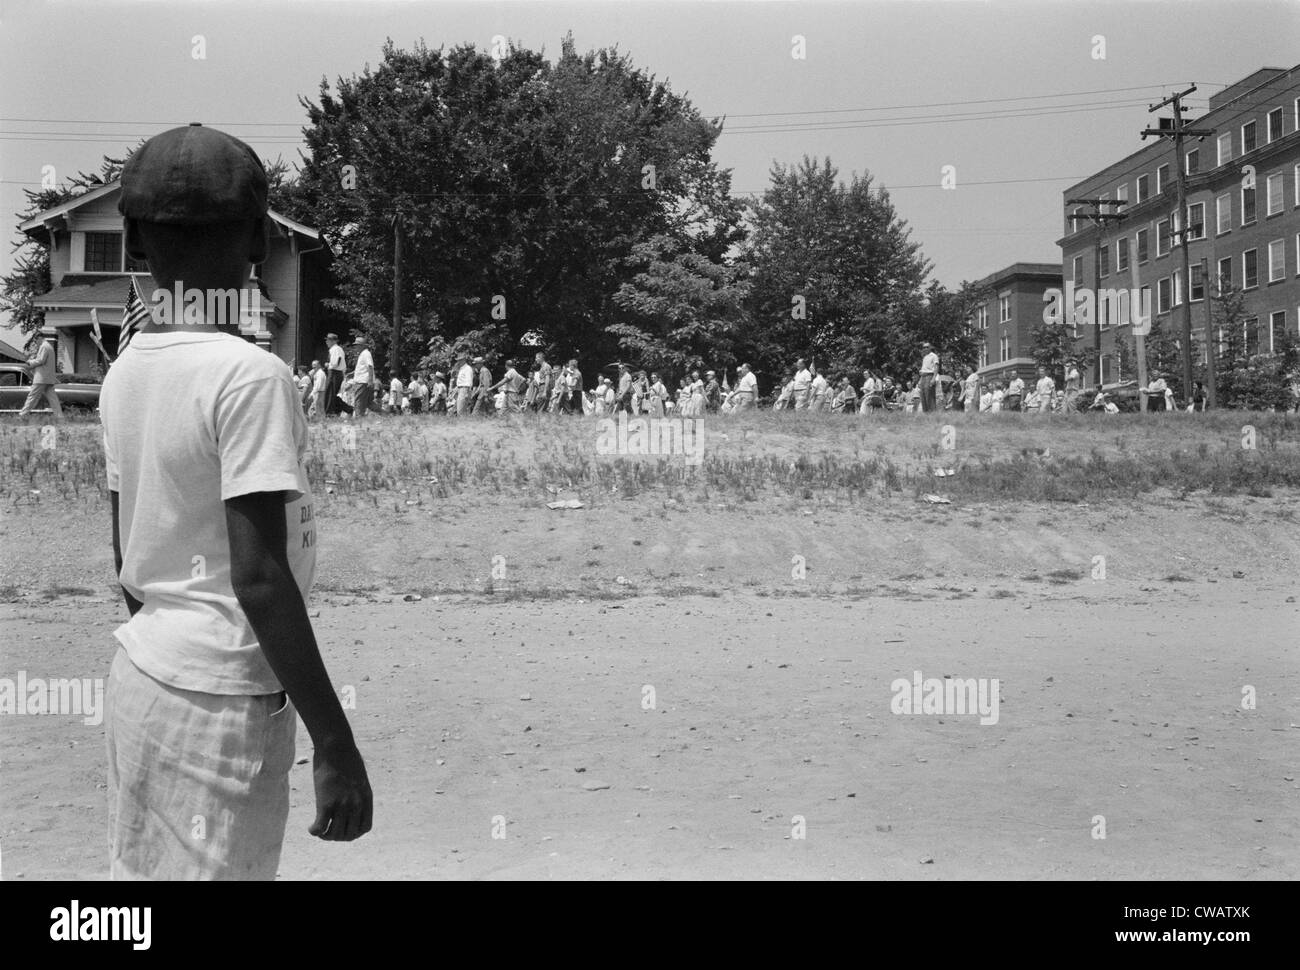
[118,276,151,354]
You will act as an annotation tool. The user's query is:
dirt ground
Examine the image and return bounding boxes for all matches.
[2,480,1298,880]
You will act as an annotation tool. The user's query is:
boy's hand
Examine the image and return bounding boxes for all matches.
[309,738,373,841]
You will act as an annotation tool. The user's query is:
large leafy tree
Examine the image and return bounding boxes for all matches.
[286,35,741,377]
[737,156,931,386]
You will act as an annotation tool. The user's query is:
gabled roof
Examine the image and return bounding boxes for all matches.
[19,179,323,244]
[30,274,141,309]
[0,336,29,361]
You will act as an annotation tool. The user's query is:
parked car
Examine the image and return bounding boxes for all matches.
[0,364,102,413]
[1073,380,1141,413]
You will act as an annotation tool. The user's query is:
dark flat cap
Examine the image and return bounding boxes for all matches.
[119,123,268,225]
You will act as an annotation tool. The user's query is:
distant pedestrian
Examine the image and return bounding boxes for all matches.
[454,355,474,416]
[918,342,939,412]
[324,332,351,416]
[351,335,375,421]
[18,328,62,421]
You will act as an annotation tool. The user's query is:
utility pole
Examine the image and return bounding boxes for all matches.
[1141,85,1212,400]
[390,212,404,378]
[1066,197,1126,386]
[1201,256,1217,408]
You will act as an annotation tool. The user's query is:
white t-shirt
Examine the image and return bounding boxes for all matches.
[355,348,375,385]
[793,368,812,391]
[738,371,758,396]
[456,364,474,388]
[921,352,939,375]
[327,343,346,373]
[311,368,327,395]
[1036,376,1055,396]
[100,330,315,695]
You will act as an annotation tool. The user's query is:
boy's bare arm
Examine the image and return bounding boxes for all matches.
[109,490,144,618]
[225,490,373,842]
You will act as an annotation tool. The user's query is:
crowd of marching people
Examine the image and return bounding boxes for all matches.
[294,334,1198,421]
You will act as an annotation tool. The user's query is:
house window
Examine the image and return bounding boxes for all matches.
[1187,202,1205,241]
[979,342,988,369]
[1185,148,1199,175]
[1267,107,1283,143]
[1116,183,1129,205]
[1242,120,1257,154]
[1156,163,1169,195]
[1245,316,1259,355]
[999,334,1010,362]
[975,305,987,330]
[85,232,123,272]
[1156,218,1171,256]
[1217,256,1232,293]
[1136,174,1149,203]
[1216,194,1231,234]
[1241,185,1256,224]
[1266,173,1283,215]
[997,295,1010,324]
[1268,238,1285,282]
[1191,263,1205,302]
[1099,245,1110,277]
[1174,270,1184,307]
[1217,132,1232,167]
[1157,277,1172,314]
[1136,227,1149,264]
[1117,237,1130,273]
[1269,311,1285,353]
[1243,249,1258,289]
[1071,254,1083,284]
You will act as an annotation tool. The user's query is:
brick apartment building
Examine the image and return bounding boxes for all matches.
[1060,65,1300,385]
[967,262,1062,386]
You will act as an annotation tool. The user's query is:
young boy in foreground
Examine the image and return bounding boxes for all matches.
[101,123,372,879]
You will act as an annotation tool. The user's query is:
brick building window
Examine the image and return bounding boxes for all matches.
[1243,249,1258,289]
[1268,239,1285,282]
[1156,218,1171,257]
[1241,185,1256,224]
[1136,174,1149,203]
[1242,120,1257,154]
[1216,194,1231,234]
[1266,173,1282,216]
[1217,256,1232,293]
[1187,202,1205,241]
[1117,237,1130,272]
[1217,132,1232,166]
[1267,107,1283,143]
[1136,227,1149,264]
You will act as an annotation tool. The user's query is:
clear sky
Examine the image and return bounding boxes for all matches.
[2,0,1298,325]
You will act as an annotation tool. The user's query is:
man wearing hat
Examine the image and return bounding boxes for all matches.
[454,354,474,416]
[703,370,721,413]
[323,332,350,416]
[18,327,62,421]
[472,355,494,415]
[101,124,372,880]
[918,341,939,413]
[351,334,375,420]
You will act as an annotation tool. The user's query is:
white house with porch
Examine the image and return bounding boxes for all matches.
[19,180,334,373]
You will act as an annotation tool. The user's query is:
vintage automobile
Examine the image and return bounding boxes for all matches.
[0,363,102,413]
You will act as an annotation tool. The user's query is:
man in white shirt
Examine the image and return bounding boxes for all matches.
[919,342,939,412]
[18,328,62,420]
[1034,368,1056,414]
[810,371,830,411]
[309,359,327,420]
[731,362,759,410]
[351,334,375,420]
[407,373,427,414]
[1006,374,1025,411]
[791,358,812,410]
[454,354,474,416]
[103,123,371,880]
[324,332,350,416]
[429,371,448,414]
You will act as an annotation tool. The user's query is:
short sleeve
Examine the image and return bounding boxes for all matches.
[215,374,305,501]
[102,424,120,491]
